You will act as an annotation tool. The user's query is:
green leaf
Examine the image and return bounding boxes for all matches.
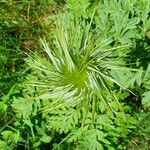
[66,0,91,17]
[142,91,150,106]
[1,130,20,144]
[0,140,11,150]
[0,102,7,112]
[12,96,34,119]
[40,134,52,143]
[47,107,81,133]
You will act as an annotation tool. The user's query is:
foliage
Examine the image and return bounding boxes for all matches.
[123,109,150,149]
[0,0,62,96]
[0,0,150,150]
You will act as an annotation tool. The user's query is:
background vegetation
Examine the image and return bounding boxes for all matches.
[0,0,150,150]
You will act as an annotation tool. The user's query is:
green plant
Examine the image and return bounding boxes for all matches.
[11,12,140,149]
[1,0,150,149]
[22,13,133,119]
[0,0,61,96]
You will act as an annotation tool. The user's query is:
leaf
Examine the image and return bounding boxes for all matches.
[1,130,20,144]
[75,128,110,150]
[142,91,150,106]
[47,107,81,133]
[12,96,34,119]
[0,140,11,150]
[66,0,91,17]
[0,102,7,112]
[40,134,52,143]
